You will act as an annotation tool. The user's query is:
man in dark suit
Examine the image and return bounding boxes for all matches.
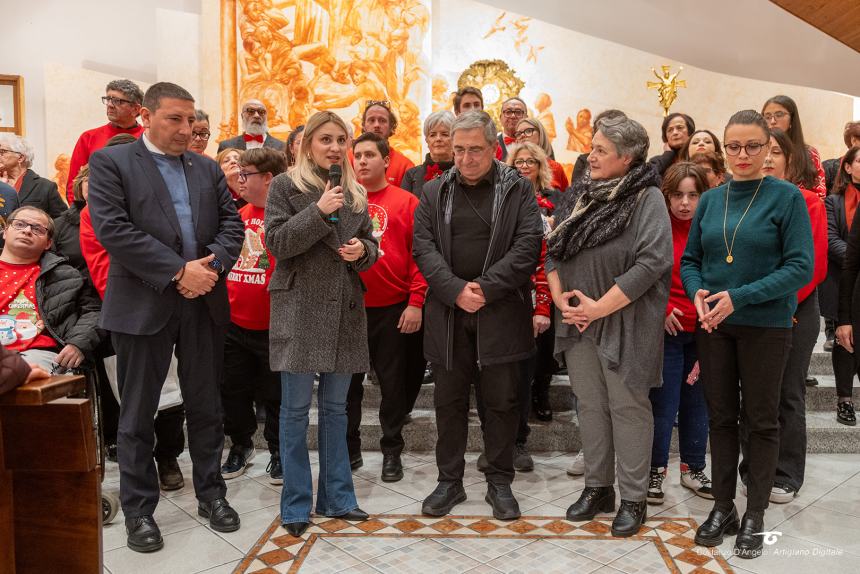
[217,99,285,152]
[88,82,244,553]
[0,134,67,218]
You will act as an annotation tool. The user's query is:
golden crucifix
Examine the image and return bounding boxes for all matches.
[647,65,686,116]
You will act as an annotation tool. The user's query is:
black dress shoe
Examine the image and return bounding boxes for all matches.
[611,500,647,537]
[566,486,615,521]
[125,515,164,553]
[335,508,369,521]
[735,512,765,559]
[284,522,309,537]
[198,498,241,532]
[350,453,364,471]
[485,482,521,520]
[381,453,404,482]
[422,481,467,516]
[694,505,739,546]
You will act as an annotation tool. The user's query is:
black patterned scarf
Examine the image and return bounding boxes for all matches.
[547,161,660,262]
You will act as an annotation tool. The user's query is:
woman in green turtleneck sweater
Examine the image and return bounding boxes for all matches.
[680,110,813,560]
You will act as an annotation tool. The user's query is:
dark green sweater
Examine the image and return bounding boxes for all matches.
[680,176,813,328]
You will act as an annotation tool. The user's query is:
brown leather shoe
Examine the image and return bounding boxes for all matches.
[156,456,185,491]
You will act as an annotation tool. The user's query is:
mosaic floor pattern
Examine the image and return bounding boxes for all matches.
[234,514,733,574]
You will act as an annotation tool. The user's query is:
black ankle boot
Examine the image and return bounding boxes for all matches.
[735,511,765,559]
[611,500,647,537]
[566,486,615,521]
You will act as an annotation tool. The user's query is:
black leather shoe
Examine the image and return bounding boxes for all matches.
[198,498,240,532]
[566,486,615,521]
[694,505,739,547]
[284,522,309,537]
[350,453,364,471]
[485,482,521,520]
[335,508,369,521]
[125,515,163,553]
[735,512,765,559]
[422,481,467,516]
[381,453,403,482]
[611,500,647,537]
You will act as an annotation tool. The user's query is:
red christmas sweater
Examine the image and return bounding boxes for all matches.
[67,123,144,203]
[361,184,427,308]
[666,214,698,333]
[79,206,110,299]
[798,186,827,303]
[227,204,276,330]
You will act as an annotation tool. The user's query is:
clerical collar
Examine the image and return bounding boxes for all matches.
[142,132,181,158]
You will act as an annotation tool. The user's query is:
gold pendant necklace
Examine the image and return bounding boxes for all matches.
[722,178,764,264]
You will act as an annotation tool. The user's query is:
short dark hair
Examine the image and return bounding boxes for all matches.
[725,109,771,145]
[362,101,398,136]
[239,147,286,177]
[105,133,138,147]
[142,82,194,112]
[845,122,860,149]
[661,113,695,143]
[453,86,484,113]
[680,129,724,162]
[835,146,860,196]
[8,206,54,239]
[353,132,390,158]
[106,79,144,105]
[285,125,305,167]
[501,97,527,110]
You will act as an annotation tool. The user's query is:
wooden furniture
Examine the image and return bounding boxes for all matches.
[0,374,102,574]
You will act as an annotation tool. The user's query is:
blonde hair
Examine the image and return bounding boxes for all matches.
[507,142,552,191]
[291,111,367,212]
[516,117,553,157]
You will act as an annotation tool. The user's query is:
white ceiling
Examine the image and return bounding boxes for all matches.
[481,0,860,97]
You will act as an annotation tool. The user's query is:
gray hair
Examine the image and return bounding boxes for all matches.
[0,134,33,168]
[423,110,455,137]
[595,115,649,164]
[105,79,144,105]
[451,111,497,146]
[501,97,527,111]
[195,109,210,122]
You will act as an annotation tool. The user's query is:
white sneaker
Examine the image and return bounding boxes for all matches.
[566,451,585,476]
[680,463,714,500]
[769,484,797,504]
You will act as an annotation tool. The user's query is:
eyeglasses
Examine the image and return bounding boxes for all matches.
[0,148,22,158]
[724,142,768,156]
[502,109,526,118]
[365,99,391,110]
[8,219,49,237]
[238,170,265,182]
[514,127,537,139]
[453,146,488,157]
[514,158,538,167]
[763,111,789,122]
[243,106,267,116]
[101,96,136,107]
[191,131,211,140]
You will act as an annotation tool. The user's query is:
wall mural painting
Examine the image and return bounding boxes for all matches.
[457,59,524,129]
[220,0,430,162]
[565,108,593,153]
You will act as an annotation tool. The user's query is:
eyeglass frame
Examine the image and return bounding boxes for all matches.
[101,95,136,107]
[237,170,266,182]
[191,131,211,140]
[763,111,790,122]
[514,127,537,139]
[7,218,50,237]
[724,141,768,157]
[502,109,526,118]
[513,158,538,167]
[242,106,268,117]
[0,148,23,158]
[453,145,490,157]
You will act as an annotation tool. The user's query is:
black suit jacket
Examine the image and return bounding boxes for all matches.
[19,169,67,219]
[217,134,285,153]
[86,138,244,335]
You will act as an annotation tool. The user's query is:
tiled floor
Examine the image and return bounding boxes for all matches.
[101,451,860,574]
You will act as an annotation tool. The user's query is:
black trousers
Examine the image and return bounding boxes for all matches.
[832,327,858,398]
[113,298,227,518]
[696,323,792,512]
[435,310,520,485]
[740,292,818,492]
[476,360,531,445]
[347,301,424,456]
[221,322,281,454]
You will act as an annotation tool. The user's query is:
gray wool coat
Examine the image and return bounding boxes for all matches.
[264,173,379,373]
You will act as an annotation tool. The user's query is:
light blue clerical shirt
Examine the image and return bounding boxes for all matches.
[142,133,198,261]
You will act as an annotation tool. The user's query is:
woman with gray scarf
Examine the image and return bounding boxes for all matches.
[546,115,672,537]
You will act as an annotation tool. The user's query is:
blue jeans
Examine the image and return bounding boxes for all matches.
[649,332,708,470]
[279,372,357,524]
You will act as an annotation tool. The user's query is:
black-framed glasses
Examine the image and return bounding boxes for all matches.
[502,109,526,118]
[0,148,22,158]
[238,170,265,182]
[724,142,768,157]
[191,131,211,140]
[101,96,135,107]
[8,219,49,237]
[514,127,537,139]
[514,158,538,168]
[763,111,789,122]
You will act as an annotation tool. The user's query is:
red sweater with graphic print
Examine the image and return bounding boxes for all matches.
[361,184,427,308]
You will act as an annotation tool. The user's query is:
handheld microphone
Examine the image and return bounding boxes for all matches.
[327,164,342,223]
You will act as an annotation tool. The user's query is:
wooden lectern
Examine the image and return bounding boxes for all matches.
[0,375,102,573]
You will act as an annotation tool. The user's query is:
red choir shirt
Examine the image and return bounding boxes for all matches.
[798,186,828,303]
[227,204,275,330]
[385,148,414,188]
[67,123,144,202]
[0,261,57,352]
[532,240,551,318]
[361,184,427,308]
[666,214,698,333]
[808,146,827,200]
[548,159,570,192]
[79,206,110,299]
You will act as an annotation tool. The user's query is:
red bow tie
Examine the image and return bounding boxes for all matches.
[243,133,264,143]
[504,135,516,145]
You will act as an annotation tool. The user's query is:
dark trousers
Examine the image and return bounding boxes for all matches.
[95,356,120,445]
[740,293,818,492]
[113,298,227,518]
[696,323,792,512]
[435,310,519,485]
[346,301,424,456]
[832,330,858,399]
[222,322,281,454]
[476,359,531,445]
